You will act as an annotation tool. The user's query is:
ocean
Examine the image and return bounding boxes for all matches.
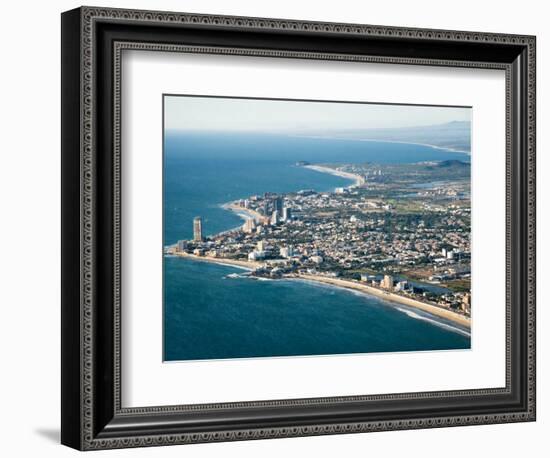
[163,131,471,361]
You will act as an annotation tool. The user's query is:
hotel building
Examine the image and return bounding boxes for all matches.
[193,216,203,242]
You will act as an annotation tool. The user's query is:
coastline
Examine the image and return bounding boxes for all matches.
[173,253,470,330]
[222,162,365,221]
[354,138,470,155]
[222,202,264,223]
[173,155,470,333]
[296,273,471,329]
[295,135,471,155]
[174,252,260,271]
[303,164,365,188]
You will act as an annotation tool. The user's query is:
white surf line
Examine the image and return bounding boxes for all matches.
[395,307,471,337]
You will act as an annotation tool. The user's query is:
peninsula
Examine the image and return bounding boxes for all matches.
[166,160,472,330]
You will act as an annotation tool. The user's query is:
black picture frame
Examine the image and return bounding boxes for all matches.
[61,6,536,450]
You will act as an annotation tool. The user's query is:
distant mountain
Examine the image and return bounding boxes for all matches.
[432,159,470,168]
[421,160,470,173]
[420,159,470,179]
[301,121,471,153]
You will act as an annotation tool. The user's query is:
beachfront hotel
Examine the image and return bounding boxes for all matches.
[193,216,203,242]
[381,275,394,290]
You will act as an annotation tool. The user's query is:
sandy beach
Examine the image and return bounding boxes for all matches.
[223,165,364,225]
[175,252,261,270]
[173,252,470,330]
[303,164,366,188]
[296,273,471,329]
[223,202,264,222]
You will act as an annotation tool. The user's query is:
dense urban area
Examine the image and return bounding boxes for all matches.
[166,159,472,318]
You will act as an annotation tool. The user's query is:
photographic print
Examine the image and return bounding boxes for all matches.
[163,95,472,362]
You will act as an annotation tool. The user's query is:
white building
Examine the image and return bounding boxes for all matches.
[280,246,294,258]
[242,218,256,233]
[193,216,203,242]
[381,274,394,290]
[248,250,266,261]
[395,280,408,291]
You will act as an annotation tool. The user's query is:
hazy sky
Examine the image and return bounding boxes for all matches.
[164,95,471,132]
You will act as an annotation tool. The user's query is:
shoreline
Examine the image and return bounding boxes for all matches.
[296,273,470,329]
[222,162,365,221]
[173,253,470,330]
[222,202,264,223]
[174,252,260,271]
[303,164,365,188]
[354,138,470,155]
[295,135,471,155]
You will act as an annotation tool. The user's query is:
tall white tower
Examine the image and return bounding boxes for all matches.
[193,217,203,242]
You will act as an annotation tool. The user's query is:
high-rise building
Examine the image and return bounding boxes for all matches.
[273,196,283,214]
[248,250,266,261]
[282,207,292,222]
[462,293,471,312]
[271,210,280,225]
[280,245,294,258]
[382,275,394,290]
[395,280,408,291]
[193,216,203,242]
[242,218,256,233]
[257,240,266,252]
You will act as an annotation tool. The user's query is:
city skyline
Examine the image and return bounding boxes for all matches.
[167,159,472,333]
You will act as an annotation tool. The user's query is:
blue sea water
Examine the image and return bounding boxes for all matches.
[163,131,471,361]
